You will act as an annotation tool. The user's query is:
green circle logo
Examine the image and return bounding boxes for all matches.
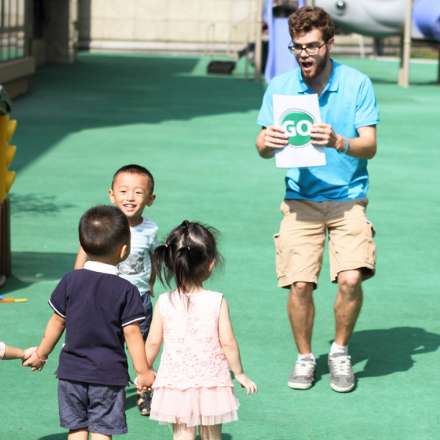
[281,110,314,147]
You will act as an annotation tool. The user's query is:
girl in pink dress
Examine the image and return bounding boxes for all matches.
[146,220,257,440]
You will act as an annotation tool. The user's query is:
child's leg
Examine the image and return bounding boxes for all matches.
[67,429,88,440]
[172,423,196,440]
[199,424,222,440]
[90,433,111,440]
[137,292,153,415]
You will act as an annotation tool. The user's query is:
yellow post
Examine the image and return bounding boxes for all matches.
[0,115,17,202]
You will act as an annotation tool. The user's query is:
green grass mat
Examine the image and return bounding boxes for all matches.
[1,53,439,439]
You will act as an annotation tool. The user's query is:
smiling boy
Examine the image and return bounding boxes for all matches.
[75,164,159,414]
[75,164,158,337]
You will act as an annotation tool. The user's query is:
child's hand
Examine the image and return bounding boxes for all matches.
[22,350,47,371]
[135,369,156,391]
[235,373,257,394]
[23,347,37,361]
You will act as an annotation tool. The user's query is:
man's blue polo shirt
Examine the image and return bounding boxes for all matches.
[257,60,379,202]
[49,261,145,387]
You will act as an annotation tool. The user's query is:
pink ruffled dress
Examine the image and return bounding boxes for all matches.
[150,290,239,427]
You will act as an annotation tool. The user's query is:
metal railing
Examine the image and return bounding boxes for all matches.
[0,0,26,62]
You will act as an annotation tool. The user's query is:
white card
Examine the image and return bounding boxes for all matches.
[273,94,326,168]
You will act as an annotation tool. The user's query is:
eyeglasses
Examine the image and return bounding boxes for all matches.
[288,41,327,55]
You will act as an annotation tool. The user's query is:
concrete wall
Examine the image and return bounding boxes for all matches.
[31,0,79,65]
[79,0,259,54]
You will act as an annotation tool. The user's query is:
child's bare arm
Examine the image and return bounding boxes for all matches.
[23,313,66,370]
[145,302,163,366]
[73,246,88,269]
[123,323,155,389]
[219,299,244,375]
[219,299,257,394]
[2,344,25,360]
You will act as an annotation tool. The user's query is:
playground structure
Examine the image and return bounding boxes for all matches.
[261,0,440,86]
[315,0,440,87]
[0,113,16,284]
[263,0,303,82]
[316,0,407,37]
[315,0,440,39]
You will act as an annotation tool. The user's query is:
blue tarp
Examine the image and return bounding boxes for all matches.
[264,0,305,82]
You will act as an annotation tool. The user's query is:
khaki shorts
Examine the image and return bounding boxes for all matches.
[273,199,376,288]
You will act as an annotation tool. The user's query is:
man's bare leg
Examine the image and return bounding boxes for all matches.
[287,281,316,389]
[334,270,363,345]
[287,281,315,354]
[328,269,363,393]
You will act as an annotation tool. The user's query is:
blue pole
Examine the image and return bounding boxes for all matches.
[264,0,300,82]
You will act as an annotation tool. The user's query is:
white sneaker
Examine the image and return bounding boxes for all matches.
[328,353,356,393]
[287,357,316,390]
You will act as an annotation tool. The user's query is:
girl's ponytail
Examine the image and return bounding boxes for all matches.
[174,246,192,293]
[154,220,222,292]
[153,243,173,288]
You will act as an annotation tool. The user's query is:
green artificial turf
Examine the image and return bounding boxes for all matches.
[1,53,439,439]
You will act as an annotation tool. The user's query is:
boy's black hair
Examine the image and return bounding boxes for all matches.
[154,220,222,292]
[112,164,155,193]
[79,205,130,258]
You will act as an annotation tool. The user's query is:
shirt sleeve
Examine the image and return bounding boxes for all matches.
[121,285,146,327]
[150,226,160,251]
[354,76,379,129]
[49,275,69,318]
[256,82,274,127]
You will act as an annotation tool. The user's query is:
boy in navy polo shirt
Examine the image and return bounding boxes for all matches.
[24,205,155,439]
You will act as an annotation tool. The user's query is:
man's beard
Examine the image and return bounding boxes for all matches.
[301,52,329,80]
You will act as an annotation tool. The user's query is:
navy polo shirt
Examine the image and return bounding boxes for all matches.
[49,261,145,386]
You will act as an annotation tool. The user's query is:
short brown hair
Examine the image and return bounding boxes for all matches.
[288,6,335,42]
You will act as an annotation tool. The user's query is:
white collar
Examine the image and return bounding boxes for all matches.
[84,260,119,275]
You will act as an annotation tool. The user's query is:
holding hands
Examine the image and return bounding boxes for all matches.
[23,348,47,371]
[0,342,36,362]
[134,369,156,392]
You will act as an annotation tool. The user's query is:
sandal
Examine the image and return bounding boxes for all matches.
[137,390,152,416]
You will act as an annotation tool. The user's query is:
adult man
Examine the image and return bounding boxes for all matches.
[256,6,378,392]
